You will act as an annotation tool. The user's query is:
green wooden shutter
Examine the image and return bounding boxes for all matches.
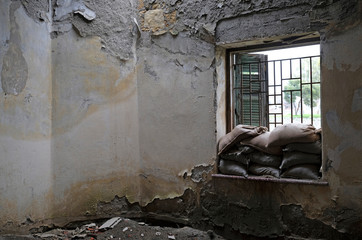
[233,54,268,127]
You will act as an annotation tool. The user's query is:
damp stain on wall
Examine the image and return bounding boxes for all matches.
[1,2,28,96]
[52,32,137,135]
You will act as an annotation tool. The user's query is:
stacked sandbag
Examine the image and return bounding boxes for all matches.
[241,132,282,178]
[217,125,283,178]
[219,144,254,177]
[267,123,322,180]
[217,125,267,177]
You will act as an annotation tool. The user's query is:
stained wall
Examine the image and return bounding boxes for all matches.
[0,0,53,231]
[0,0,361,238]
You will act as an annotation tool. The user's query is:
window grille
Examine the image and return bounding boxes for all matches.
[231,54,321,130]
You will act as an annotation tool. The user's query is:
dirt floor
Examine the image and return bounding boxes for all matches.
[0,218,225,240]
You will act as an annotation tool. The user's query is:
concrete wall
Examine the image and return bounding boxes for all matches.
[137,32,216,205]
[0,0,361,238]
[51,30,141,219]
[0,1,53,232]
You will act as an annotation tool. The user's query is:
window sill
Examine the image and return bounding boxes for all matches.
[212,174,328,186]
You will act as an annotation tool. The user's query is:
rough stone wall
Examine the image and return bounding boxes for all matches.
[0,0,361,238]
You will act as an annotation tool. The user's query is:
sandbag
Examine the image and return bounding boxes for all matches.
[280,152,321,169]
[268,123,320,147]
[281,164,320,180]
[283,140,321,154]
[241,132,282,155]
[249,151,282,168]
[249,164,280,178]
[218,125,267,155]
[220,150,250,165]
[218,159,248,177]
[236,144,255,154]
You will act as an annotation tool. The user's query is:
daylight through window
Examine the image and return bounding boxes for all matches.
[230,44,321,131]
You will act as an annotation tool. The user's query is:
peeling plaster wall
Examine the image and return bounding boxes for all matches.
[137,32,216,205]
[51,30,141,218]
[0,0,361,238]
[322,21,362,220]
[0,0,53,232]
[211,0,362,238]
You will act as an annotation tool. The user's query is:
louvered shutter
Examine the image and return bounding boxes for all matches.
[232,54,268,127]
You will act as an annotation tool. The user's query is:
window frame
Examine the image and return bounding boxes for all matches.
[225,37,321,132]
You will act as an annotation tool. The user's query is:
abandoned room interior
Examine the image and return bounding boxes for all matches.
[0,0,361,239]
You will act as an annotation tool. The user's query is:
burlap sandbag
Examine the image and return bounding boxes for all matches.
[220,150,250,165]
[281,164,320,180]
[283,140,321,154]
[280,152,321,169]
[236,144,255,154]
[241,132,282,155]
[218,125,267,155]
[249,164,280,178]
[249,151,282,168]
[267,123,320,147]
[218,159,248,177]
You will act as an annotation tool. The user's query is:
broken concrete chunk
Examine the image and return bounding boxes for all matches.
[144,9,165,32]
[54,0,96,21]
[74,8,96,21]
[202,23,216,36]
[153,29,167,36]
[99,217,122,231]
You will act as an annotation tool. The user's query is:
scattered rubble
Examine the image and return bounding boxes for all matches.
[20,218,225,240]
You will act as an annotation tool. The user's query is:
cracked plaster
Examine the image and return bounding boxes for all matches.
[0,0,361,238]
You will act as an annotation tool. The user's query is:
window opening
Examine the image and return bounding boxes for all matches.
[231,44,320,131]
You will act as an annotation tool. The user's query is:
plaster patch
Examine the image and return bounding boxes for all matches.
[1,44,28,95]
[326,110,362,170]
[190,164,214,183]
[178,163,214,183]
[1,2,28,96]
[352,87,362,112]
[0,1,11,95]
[69,0,137,61]
[322,24,362,71]
[20,0,50,23]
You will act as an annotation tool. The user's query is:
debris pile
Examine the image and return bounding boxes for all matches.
[29,217,225,240]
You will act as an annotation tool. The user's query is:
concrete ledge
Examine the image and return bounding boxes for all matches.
[212,174,329,186]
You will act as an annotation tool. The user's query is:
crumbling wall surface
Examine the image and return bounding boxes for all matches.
[136,31,217,205]
[0,0,142,234]
[215,0,360,45]
[0,0,53,233]
[0,0,361,238]
[320,6,362,236]
[50,0,142,223]
[208,0,361,239]
[135,0,362,239]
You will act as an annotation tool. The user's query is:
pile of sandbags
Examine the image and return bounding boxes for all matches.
[218,144,254,177]
[240,132,282,178]
[217,125,282,178]
[217,123,322,180]
[268,123,322,180]
[217,125,267,177]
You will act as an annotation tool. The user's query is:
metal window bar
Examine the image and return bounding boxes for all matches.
[232,55,320,130]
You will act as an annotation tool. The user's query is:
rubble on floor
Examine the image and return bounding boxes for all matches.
[1,218,225,240]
